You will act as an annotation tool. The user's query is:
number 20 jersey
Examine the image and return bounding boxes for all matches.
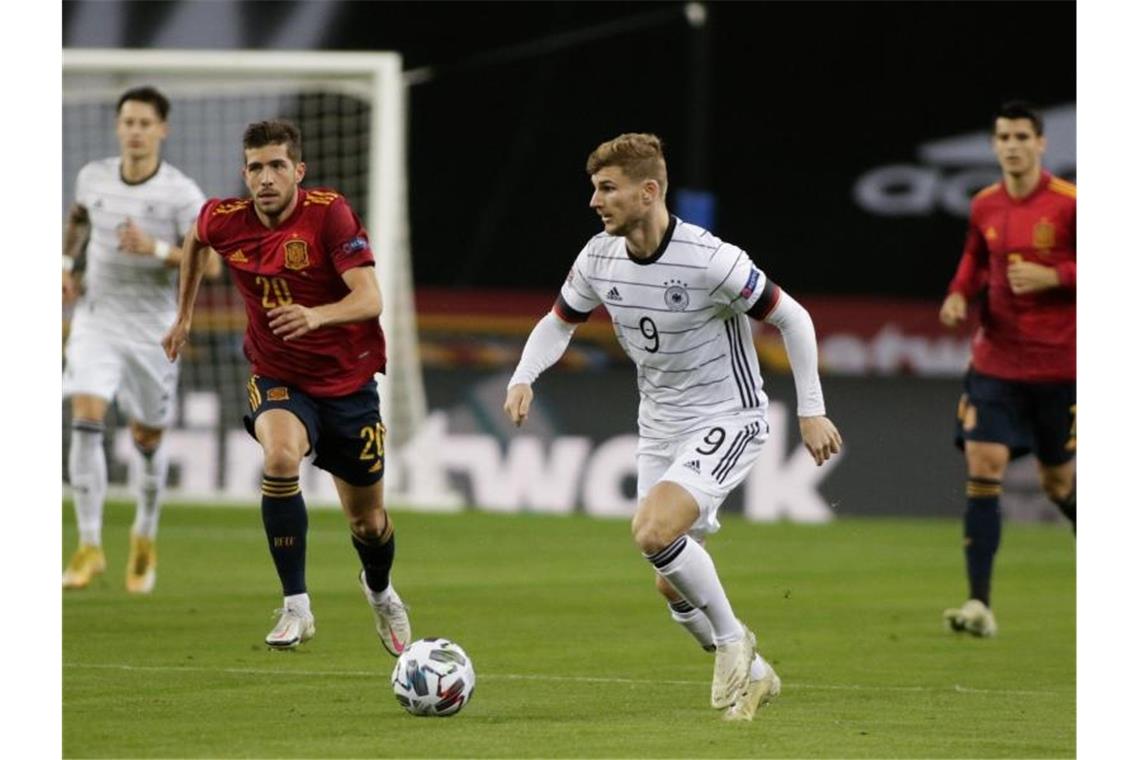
[557,217,771,438]
[197,187,386,397]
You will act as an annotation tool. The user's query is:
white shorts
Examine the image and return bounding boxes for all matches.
[62,314,179,429]
[636,413,769,539]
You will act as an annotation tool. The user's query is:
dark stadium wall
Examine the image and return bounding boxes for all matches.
[63,0,1076,297]
[61,1,1074,522]
[415,368,1063,523]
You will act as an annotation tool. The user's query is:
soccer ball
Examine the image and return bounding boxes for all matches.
[391,638,476,717]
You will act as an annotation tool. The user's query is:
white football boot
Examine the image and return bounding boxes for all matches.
[359,571,412,656]
[943,599,998,637]
[265,606,316,650]
[711,625,756,709]
[723,656,782,722]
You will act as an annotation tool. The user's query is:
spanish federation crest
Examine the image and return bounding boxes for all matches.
[284,239,310,270]
[664,280,690,311]
[1033,218,1056,250]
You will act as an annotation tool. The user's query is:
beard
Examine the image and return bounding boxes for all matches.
[255,186,295,217]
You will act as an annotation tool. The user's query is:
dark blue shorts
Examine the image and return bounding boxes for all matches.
[243,375,385,486]
[954,369,1076,466]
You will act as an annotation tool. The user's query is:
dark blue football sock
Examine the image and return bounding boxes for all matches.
[261,474,307,596]
[964,477,1002,607]
[353,515,395,594]
[1052,482,1076,533]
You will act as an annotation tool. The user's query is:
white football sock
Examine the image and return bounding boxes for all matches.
[647,536,744,645]
[365,583,395,605]
[668,601,715,651]
[69,421,107,547]
[284,593,311,615]
[749,653,773,680]
[131,440,168,539]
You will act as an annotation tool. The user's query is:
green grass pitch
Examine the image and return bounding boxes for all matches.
[63,502,1074,758]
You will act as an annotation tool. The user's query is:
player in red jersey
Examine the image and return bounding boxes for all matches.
[162,120,412,654]
[939,101,1076,637]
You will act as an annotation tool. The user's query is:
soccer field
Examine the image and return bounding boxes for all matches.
[63,502,1074,758]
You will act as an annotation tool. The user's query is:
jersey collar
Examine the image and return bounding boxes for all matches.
[625,214,677,266]
[249,187,307,231]
[1004,169,1052,204]
[119,159,162,186]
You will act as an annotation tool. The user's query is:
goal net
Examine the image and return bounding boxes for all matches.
[62,49,427,505]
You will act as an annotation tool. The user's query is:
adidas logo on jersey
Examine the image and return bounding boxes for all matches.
[229,249,248,263]
[606,286,623,302]
[683,459,701,473]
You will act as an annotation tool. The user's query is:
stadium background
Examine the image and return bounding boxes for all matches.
[61,0,1077,522]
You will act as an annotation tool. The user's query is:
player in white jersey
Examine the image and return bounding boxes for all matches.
[62,86,219,593]
[504,134,842,721]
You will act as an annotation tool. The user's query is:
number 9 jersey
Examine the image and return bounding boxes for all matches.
[197,187,387,398]
[555,216,773,439]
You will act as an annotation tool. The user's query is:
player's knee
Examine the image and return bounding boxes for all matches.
[262,443,304,477]
[966,450,1007,480]
[631,510,680,555]
[348,510,385,540]
[130,426,162,453]
[1040,469,1073,502]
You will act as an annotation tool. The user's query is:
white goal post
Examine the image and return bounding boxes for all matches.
[62,49,428,505]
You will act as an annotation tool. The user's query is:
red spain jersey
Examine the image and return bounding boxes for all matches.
[198,187,386,397]
[948,170,1075,382]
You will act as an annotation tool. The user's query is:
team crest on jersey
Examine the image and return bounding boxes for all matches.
[985,226,999,242]
[1033,218,1056,250]
[284,239,310,270]
[664,279,690,311]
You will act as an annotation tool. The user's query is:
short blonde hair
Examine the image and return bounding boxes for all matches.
[586,133,668,193]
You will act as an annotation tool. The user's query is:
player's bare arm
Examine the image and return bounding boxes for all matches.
[268,265,382,341]
[118,219,224,279]
[939,292,968,327]
[162,224,211,361]
[117,218,168,259]
[63,203,90,306]
[1007,261,1061,295]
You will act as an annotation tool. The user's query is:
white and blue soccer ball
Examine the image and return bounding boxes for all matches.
[391,638,476,717]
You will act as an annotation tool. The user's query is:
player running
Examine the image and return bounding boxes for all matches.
[63,86,220,594]
[162,119,411,654]
[503,133,842,721]
[939,101,1076,637]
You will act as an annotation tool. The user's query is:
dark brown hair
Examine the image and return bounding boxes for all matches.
[117,86,170,121]
[242,119,303,162]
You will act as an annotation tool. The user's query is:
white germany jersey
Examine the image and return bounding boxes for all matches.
[73,158,205,343]
[560,217,769,438]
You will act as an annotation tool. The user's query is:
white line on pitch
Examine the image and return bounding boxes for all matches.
[62,662,1066,697]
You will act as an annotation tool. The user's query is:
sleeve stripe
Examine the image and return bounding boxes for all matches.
[554,294,592,323]
[747,280,782,320]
